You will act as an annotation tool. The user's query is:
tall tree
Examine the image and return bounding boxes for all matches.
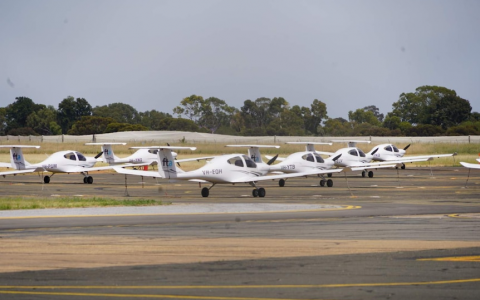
[5,97,45,133]
[424,94,472,129]
[139,110,172,130]
[173,95,205,122]
[363,105,384,122]
[198,97,237,133]
[92,103,139,124]
[57,96,92,133]
[26,106,62,135]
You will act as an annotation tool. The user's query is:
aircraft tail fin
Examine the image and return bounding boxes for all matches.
[2,145,40,170]
[157,148,182,178]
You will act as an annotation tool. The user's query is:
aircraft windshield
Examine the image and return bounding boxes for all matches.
[76,152,87,161]
[302,153,315,162]
[243,155,257,168]
[384,146,392,152]
[358,149,366,157]
[392,146,399,152]
[228,156,244,167]
[64,152,77,161]
[314,154,324,163]
[348,149,358,157]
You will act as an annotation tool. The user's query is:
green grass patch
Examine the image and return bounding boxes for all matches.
[0,197,168,210]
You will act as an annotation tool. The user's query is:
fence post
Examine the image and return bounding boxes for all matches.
[62,134,64,143]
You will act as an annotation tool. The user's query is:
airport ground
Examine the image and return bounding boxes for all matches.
[0,167,479,299]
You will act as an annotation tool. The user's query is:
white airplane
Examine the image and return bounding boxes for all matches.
[265,142,341,187]
[0,145,119,184]
[460,158,480,169]
[113,146,344,197]
[367,143,457,169]
[315,140,400,178]
[85,142,178,166]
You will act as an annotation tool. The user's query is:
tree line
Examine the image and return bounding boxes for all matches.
[1,85,479,137]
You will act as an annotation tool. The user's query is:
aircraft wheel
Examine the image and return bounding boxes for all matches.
[327,173,332,178]
[43,176,50,184]
[252,189,259,197]
[401,163,406,170]
[368,171,374,178]
[362,171,366,178]
[327,179,333,187]
[83,177,87,184]
[201,187,209,197]
[87,176,93,184]
[279,179,285,187]
[258,187,266,198]
[319,179,326,187]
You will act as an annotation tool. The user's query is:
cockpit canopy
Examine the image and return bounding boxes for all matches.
[227,155,257,168]
[384,145,399,152]
[301,153,325,163]
[348,148,366,157]
[63,152,87,161]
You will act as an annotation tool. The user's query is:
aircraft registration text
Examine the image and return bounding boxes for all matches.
[202,169,223,175]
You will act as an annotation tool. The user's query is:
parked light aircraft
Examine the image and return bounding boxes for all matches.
[85,142,178,166]
[0,145,118,184]
[113,146,344,197]
[315,140,400,178]
[265,142,341,187]
[367,143,457,169]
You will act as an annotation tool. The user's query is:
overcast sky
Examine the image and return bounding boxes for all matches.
[1,0,479,119]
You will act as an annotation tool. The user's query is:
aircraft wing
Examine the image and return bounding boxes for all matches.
[0,162,12,168]
[350,164,398,172]
[385,153,457,163]
[0,169,37,176]
[113,167,164,178]
[460,162,480,169]
[175,156,217,163]
[231,168,345,183]
[64,166,118,173]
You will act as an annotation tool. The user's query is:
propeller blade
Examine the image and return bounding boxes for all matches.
[403,144,411,151]
[94,152,103,159]
[267,154,279,165]
[175,158,181,167]
[370,148,378,156]
[332,154,342,161]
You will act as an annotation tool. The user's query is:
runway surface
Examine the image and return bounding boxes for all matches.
[0,167,479,299]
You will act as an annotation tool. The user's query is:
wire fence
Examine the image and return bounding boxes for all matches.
[0,131,479,145]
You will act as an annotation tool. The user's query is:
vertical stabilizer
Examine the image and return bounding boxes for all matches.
[157,149,180,178]
[102,144,118,163]
[248,147,264,164]
[10,147,26,170]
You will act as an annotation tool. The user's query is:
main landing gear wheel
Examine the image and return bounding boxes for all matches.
[401,163,406,170]
[327,179,333,187]
[252,189,259,197]
[201,187,209,197]
[279,179,285,187]
[320,179,326,187]
[84,176,93,184]
[362,171,366,178]
[43,176,50,184]
[257,187,266,197]
[368,171,374,178]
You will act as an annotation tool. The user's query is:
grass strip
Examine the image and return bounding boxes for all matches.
[0,197,168,210]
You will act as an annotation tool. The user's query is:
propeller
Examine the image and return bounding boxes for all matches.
[94,152,103,159]
[370,148,379,156]
[403,144,411,151]
[267,154,279,165]
[331,153,342,162]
